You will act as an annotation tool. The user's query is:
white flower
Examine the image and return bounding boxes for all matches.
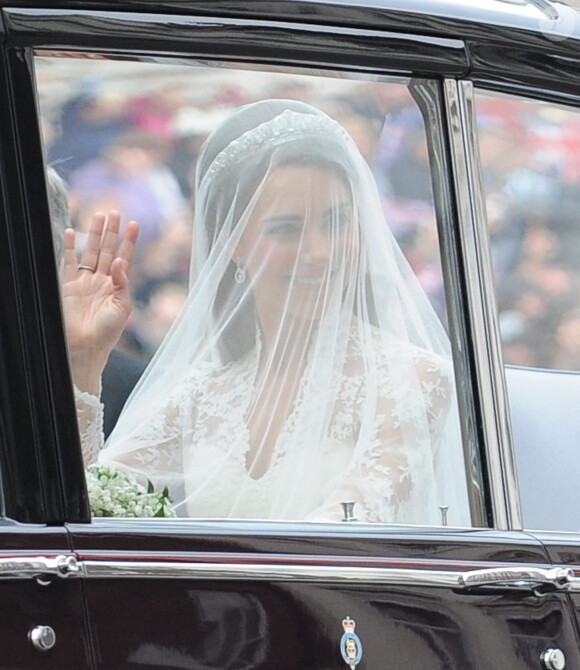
[85,464,176,518]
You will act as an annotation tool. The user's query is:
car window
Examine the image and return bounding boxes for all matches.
[475,90,580,531]
[36,54,475,527]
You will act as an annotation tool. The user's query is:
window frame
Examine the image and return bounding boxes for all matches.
[2,5,508,530]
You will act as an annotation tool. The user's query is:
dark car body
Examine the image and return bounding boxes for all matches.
[2,0,580,668]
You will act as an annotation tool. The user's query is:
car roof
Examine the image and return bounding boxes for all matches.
[0,0,575,26]
[2,0,580,94]
[2,0,579,41]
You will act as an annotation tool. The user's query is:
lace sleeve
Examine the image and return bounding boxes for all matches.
[74,376,188,508]
[74,385,105,467]
[95,371,209,502]
[99,402,184,494]
[308,347,453,525]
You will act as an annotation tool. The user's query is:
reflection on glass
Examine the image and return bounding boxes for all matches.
[36,55,470,525]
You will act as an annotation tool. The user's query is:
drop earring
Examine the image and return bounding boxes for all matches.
[233,257,246,284]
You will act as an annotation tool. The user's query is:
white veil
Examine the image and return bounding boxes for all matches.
[100,99,471,526]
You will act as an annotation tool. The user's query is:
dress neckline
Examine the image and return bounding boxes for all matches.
[241,327,311,481]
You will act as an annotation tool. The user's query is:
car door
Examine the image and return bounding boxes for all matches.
[0,10,93,668]
[470,13,580,656]
[4,2,580,669]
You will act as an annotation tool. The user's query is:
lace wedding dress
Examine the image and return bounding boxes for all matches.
[78,320,453,524]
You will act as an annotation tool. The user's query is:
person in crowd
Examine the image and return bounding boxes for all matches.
[47,167,146,439]
[553,308,580,371]
[48,92,130,181]
[131,280,188,360]
[62,99,470,525]
[67,129,188,249]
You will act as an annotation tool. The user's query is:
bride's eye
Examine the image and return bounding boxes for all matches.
[323,205,353,234]
[264,217,302,238]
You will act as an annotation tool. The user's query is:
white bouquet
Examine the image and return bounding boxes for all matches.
[86,464,176,518]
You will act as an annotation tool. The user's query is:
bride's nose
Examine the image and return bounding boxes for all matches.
[299,223,331,265]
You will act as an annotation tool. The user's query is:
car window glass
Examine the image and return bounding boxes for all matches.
[35,54,474,527]
[475,90,580,531]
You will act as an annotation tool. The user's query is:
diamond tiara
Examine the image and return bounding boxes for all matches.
[202,109,352,183]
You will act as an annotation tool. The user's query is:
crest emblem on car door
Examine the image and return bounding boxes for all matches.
[340,617,363,669]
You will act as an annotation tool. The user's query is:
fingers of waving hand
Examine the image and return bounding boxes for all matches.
[78,210,107,275]
[61,213,139,356]
[112,218,139,276]
[107,219,139,304]
[82,210,125,275]
[63,210,106,283]
[62,211,139,284]
[63,227,79,284]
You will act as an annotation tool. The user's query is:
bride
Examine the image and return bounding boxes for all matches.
[66,98,470,525]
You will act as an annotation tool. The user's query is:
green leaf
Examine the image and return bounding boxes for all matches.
[147,480,155,494]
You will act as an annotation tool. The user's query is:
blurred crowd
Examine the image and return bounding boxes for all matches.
[477,96,580,371]
[40,62,580,371]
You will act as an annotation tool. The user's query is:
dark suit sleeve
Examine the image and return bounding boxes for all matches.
[101,349,147,439]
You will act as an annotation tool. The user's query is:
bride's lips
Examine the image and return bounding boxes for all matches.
[293,276,327,286]
[286,270,338,287]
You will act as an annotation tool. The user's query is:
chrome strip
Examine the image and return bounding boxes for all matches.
[410,79,487,527]
[567,579,580,594]
[78,559,573,593]
[443,79,522,531]
[459,565,573,591]
[0,553,573,593]
[80,560,461,587]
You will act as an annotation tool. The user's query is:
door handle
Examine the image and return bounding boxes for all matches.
[0,554,79,581]
[459,566,574,593]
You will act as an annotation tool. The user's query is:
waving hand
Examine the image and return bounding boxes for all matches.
[62,211,139,394]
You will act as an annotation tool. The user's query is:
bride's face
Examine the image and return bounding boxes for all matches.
[235,163,358,329]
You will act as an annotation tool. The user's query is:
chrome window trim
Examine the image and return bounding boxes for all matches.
[443,79,522,531]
